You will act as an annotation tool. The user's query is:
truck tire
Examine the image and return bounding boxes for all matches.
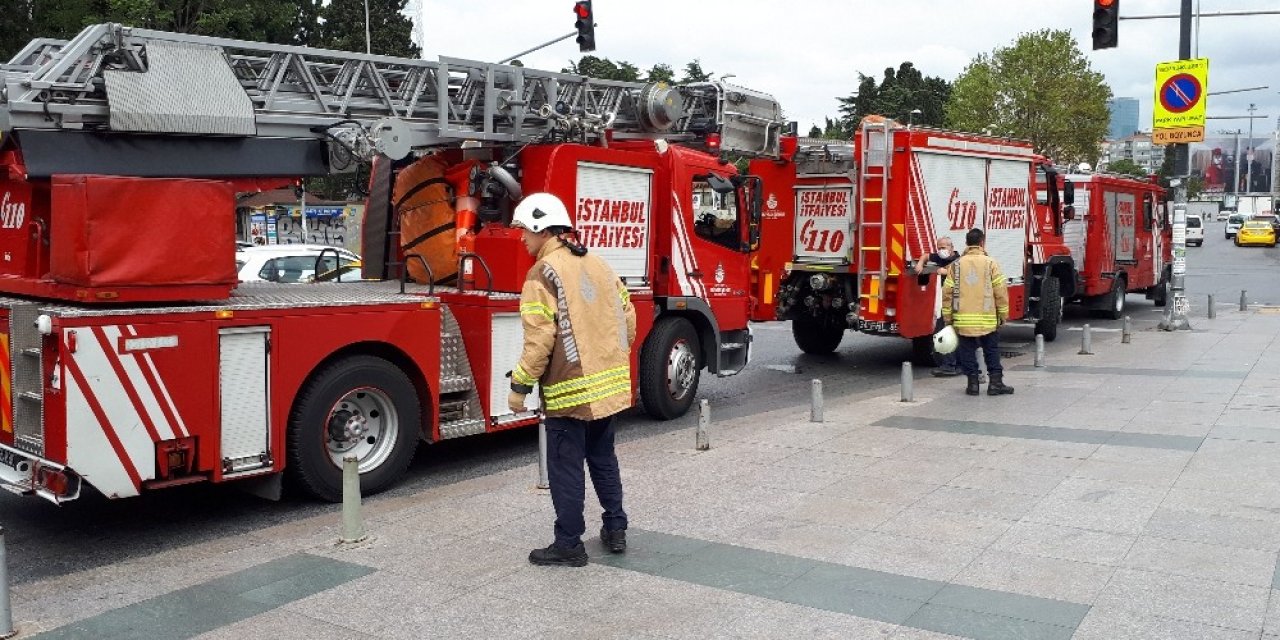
[791,312,845,354]
[287,355,421,502]
[640,317,700,421]
[1099,275,1126,320]
[1152,271,1169,307]
[911,335,937,367]
[1034,275,1062,342]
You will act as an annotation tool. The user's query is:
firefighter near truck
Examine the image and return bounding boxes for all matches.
[0,24,783,503]
[750,118,1075,359]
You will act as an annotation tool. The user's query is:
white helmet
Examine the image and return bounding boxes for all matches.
[933,325,958,355]
[512,192,573,233]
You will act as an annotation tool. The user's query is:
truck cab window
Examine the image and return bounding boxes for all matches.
[692,175,740,250]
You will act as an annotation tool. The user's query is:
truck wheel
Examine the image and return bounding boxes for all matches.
[791,312,844,354]
[1035,275,1062,342]
[1100,276,1126,320]
[640,317,700,421]
[911,335,937,367]
[287,355,421,502]
[1152,271,1169,307]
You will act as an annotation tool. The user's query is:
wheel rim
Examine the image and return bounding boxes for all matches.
[323,387,399,472]
[666,339,697,401]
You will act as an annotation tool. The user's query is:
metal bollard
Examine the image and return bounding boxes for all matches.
[1208,294,1216,319]
[900,362,914,402]
[1240,290,1248,311]
[696,400,710,450]
[1,526,14,640]
[810,379,824,423]
[339,456,367,544]
[1034,334,1045,368]
[1079,324,1094,355]
[536,421,549,489]
[1121,316,1132,344]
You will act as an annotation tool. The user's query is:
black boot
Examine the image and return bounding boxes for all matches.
[966,375,980,396]
[601,527,627,553]
[529,543,588,567]
[987,375,1015,395]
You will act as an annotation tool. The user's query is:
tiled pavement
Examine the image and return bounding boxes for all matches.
[10,304,1280,639]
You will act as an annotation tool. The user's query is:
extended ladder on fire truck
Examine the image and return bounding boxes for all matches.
[2,23,785,164]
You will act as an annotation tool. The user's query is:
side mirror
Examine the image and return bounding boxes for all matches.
[1063,205,1076,221]
[1063,180,1075,206]
[706,173,736,195]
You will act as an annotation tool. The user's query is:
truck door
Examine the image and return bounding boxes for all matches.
[677,167,754,330]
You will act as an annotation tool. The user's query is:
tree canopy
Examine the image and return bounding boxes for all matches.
[945,29,1111,165]
[836,62,951,136]
[1105,159,1148,178]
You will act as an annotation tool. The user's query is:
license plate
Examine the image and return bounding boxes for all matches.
[0,447,23,471]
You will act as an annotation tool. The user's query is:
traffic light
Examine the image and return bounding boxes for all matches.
[1092,0,1119,50]
[574,1,596,53]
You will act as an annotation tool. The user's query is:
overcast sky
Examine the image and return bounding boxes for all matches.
[410,1,1279,142]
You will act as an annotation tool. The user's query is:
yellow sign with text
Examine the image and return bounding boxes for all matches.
[1152,127,1205,145]
[1153,58,1208,130]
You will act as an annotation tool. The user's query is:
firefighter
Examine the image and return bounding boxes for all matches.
[508,192,637,567]
[941,228,1015,396]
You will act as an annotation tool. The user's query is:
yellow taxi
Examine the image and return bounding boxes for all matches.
[1235,220,1277,247]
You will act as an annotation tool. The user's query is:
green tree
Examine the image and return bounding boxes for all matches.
[562,56,641,81]
[1106,158,1148,177]
[946,29,1111,165]
[645,63,675,84]
[836,62,950,135]
[321,0,418,57]
[680,59,713,83]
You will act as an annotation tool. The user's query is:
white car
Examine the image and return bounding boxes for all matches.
[1184,214,1204,246]
[236,244,361,283]
[1225,214,1246,239]
[1217,211,1230,221]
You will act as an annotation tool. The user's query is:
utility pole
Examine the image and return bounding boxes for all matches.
[364,0,372,54]
[1161,0,1193,331]
[1246,104,1257,193]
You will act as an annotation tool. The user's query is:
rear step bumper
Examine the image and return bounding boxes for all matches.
[0,443,81,504]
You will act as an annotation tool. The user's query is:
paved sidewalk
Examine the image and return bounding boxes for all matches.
[9,304,1280,639]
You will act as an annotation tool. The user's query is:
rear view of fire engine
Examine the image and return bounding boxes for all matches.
[1057,171,1169,318]
[750,118,1074,358]
[0,24,784,503]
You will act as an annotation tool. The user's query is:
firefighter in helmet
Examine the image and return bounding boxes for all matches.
[508,192,637,567]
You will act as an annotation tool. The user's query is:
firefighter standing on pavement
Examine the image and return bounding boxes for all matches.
[941,228,1015,396]
[508,192,637,567]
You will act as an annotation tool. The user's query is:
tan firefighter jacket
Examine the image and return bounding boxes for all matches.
[941,246,1010,337]
[511,240,637,420]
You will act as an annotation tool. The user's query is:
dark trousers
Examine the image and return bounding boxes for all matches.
[957,332,1003,377]
[545,415,628,549]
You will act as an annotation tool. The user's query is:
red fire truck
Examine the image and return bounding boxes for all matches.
[749,119,1075,357]
[1058,171,1169,318]
[0,25,782,503]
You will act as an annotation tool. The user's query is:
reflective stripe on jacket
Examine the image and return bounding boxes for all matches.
[941,246,1009,337]
[512,240,638,419]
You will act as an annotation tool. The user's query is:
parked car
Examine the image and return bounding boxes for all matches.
[235,244,362,283]
[1185,214,1204,246]
[1235,221,1277,248]
[1225,214,1246,239]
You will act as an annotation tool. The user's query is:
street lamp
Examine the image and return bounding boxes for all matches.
[364,0,372,54]
[1245,103,1257,193]
[908,108,922,128]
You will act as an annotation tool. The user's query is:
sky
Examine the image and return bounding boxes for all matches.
[409,0,1279,143]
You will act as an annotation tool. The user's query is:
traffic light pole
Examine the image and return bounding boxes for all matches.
[1161,0,1193,331]
[496,31,577,65]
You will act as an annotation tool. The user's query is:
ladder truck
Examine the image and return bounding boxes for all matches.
[0,24,784,503]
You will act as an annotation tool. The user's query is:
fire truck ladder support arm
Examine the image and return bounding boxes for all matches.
[1,24,787,162]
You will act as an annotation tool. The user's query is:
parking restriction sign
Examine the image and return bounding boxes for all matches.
[1153,58,1208,144]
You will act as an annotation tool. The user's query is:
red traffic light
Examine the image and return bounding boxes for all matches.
[574,2,590,18]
